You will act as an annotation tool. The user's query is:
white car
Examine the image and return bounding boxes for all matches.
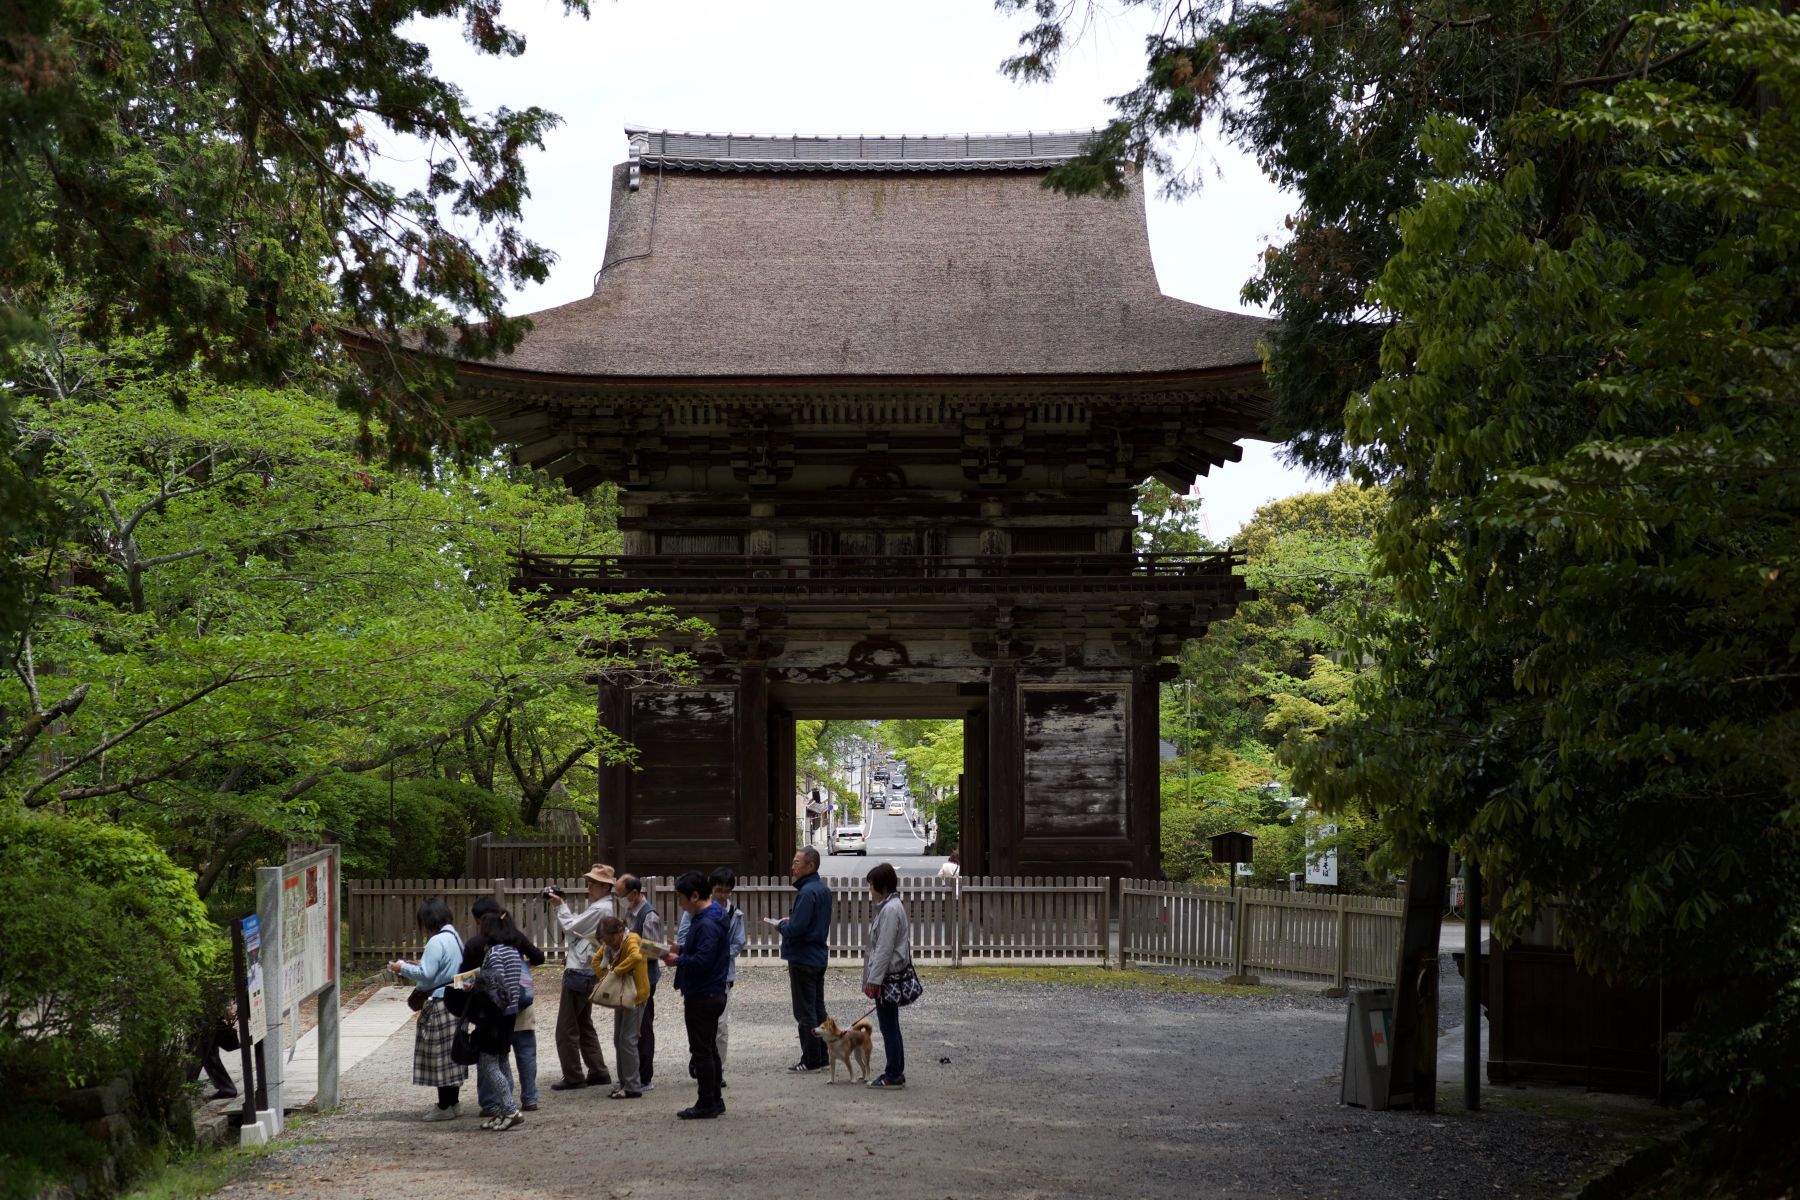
[831,826,867,855]
[887,800,905,816]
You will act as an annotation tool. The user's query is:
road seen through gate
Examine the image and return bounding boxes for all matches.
[820,805,947,877]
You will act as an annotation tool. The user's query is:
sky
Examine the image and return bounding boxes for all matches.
[408,0,1334,539]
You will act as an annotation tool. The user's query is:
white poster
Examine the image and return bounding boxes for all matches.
[1305,823,1339,886]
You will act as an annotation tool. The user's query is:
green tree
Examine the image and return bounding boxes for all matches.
[0,0,590,644]
[2,329,703,893]
[1287,7,1800,1131]
[1134,478,1211,554]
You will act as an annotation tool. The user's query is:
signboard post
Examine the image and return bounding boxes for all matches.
[249,846,340,1142]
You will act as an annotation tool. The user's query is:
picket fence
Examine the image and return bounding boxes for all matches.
[348,876,1402,987]
[1120,881,1403,989]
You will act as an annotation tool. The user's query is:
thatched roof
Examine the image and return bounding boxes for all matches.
[458,128,1269,382]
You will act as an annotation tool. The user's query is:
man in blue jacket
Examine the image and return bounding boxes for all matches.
[779,846,833,1072]
[664,871,729,1119]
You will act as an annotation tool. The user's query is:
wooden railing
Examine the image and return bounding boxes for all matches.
[513,552,1248,597]
[350,876,1398,987]
[1119,882,1404,990]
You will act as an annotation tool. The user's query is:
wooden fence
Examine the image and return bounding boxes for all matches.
[462,834,592,880]
[1120,882,1403,990]
[347,876,1400,986]
[350,875,1110,967]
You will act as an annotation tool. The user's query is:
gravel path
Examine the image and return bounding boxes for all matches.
[225,964,1657,1200]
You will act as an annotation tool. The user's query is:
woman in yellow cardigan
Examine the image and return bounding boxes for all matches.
[596,916,651,1098]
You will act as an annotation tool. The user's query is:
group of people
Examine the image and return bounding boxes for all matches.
[392,846,914,1127]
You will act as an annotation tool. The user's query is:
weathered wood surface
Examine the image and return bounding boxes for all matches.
[1120,882,1403,988]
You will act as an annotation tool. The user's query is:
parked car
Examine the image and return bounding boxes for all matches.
[831,825,867,855]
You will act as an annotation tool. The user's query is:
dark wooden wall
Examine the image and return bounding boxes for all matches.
[600,668,1161,881]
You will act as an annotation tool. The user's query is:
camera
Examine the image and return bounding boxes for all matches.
[543,885,565,899]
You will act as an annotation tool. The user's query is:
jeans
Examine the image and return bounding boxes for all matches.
[788,963,828,1068]
[876,998,905,1080]
[476,1050,515,1115]
[612,1003,644,1093]
[475,1029,536,1115]
[683,992,727,1108]
[476,1028,539,1111]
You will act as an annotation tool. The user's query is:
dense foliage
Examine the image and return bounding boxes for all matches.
[1009,0,1799,1133]
[2,326,704,899]
[1294,10,1799,1123]
[1160,484,1389,888]
[0,809,218,1088]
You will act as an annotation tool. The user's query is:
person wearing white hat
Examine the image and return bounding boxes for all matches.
[545,863,619,1089]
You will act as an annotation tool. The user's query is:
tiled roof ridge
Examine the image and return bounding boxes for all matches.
[624,126,1101,171]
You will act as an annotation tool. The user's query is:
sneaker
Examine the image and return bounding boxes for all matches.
[787,1061,824,1074]
[586,1074,612,1087]
[868,1075,905,1089]
[520,1103,538,1112]
[640,1080,655,1092]
[422,1104,460,1121]
[491,1111,524,1132]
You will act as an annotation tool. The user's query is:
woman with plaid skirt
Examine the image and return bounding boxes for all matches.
[390,898,468,1120]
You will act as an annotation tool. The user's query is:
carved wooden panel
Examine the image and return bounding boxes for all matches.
[1020,687,1128,839]
[628,689,737,842]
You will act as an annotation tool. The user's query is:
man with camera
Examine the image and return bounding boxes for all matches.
[544,863,619,1090]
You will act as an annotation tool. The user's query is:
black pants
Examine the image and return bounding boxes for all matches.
[187,1017,240,1095]
[683,992,727,1109]
[638,988,655,1085]
[788,963,828,1068]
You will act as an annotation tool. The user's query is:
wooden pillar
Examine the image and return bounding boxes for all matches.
[961,708,988,875]
[1129,672,1161,878]
[771,705,797,877]
[596,679,630,868]
[988,663,1021,875]
[737,665,769,876]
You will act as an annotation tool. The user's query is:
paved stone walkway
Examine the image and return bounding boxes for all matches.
[223,965,1672,1200]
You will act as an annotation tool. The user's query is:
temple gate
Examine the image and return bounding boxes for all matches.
[440,128,1270,878]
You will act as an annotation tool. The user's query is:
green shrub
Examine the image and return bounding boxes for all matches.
[0,810,217,1093]
[308,775,524,877]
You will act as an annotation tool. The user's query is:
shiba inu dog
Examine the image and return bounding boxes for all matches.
[812,1015,875,1083]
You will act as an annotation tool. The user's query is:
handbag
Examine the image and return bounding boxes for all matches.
[880,960,924,1008]
[449,1020,480,1066]
[591,969,636,1010]
[407,989,427,1013]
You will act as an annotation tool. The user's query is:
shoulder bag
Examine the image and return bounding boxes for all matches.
[591,968,637,1010]
[880,959,923,1007]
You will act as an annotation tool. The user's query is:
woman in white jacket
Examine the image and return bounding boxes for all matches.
[861,862,912,1088]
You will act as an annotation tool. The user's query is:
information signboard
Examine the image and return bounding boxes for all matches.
[250,846,340,1141]
[242,915,267,1041]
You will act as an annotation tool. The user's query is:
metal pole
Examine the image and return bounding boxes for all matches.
[1464,858,1482,1110]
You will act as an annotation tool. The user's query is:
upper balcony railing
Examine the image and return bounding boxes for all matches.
[513,552,1247,598]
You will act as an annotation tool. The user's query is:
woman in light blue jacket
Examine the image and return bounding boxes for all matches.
[389,897,467,1120]
[861,862,911,1088]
